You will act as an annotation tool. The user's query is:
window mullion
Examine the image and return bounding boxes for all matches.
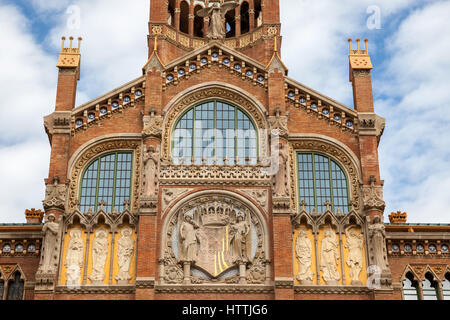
[312,153,317,212]
[111,152,118,211]
[95,158,101,211]
[328,156,335,212]
[214,100,217,159]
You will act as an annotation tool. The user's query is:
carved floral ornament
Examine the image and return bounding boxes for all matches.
[68,140,142,213]
[288,140,361,212]
[161,87,268,160]
[160,193,269,285]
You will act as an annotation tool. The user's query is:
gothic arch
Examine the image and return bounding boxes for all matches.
[288,135,362,213]
[159,189,270,284]
[161,82,269,161]
[67,136,142,213]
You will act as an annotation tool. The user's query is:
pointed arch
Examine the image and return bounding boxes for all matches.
[401,266,421,300]
[179,1,189,34]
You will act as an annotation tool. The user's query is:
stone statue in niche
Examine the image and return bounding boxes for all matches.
[273,144,289,197]
[143,145,160,197]
[295,228,314,284]
[38,214,60,274]
[345,226,364,285]
[197,1,238,40]
[368,216,389,271]
[229,212,251,263]
[179,213,200,263]
[89,229,109,284]
[65,228,84,286]
[320,227,341,285]
[116,227,135,284]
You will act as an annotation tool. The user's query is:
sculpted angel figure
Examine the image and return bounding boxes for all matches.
[229,212,251,263]
[38,214,60,274]
[368,216,388,271]
[116,227,135,282]
[89,229,109,283]
[197,0,239,40]
[345,226,364,284]
[295,228,314,284]
[65,228,84,285]
[320,227,341,284]
[179,214,200,263]
[143,145,160,197]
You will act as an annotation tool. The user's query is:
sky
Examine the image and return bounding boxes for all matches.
[0,0,449,223]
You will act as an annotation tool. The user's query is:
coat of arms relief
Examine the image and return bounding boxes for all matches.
[161,195,268,285]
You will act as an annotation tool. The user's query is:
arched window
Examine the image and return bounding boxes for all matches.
[422,273,439,300]
[255,0,263,27]
[194,5,204,37]
[168,0,175,27]
[402,272,420,300]
[443,273,450,300]
[180,1,189,34]
[240,1,250,34]
[6,272,24,300]
[225,10,235,38]
[297,153,350,213]
[79,152,133,213]
[172,100,258,165]
[0,280,4,300]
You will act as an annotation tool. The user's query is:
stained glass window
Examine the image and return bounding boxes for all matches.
[79,152,133,213]
[402,273,419,300]
[297,153,350,213]
[172,100,257,165]
[6,272,24,300]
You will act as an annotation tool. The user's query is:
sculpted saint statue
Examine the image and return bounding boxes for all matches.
[196,1,239,40]
[273,144,289,197]
[368,217,388,271]
[320,227,341,284]
[143,145,160,197]
[345,226,364,284]
[65,228,84,285]
[38,214,60,274]
[116,227,135,282]
[230,214,251,263]
[89,229,109,283]
[295,228,314,284]
[179,215,199,263]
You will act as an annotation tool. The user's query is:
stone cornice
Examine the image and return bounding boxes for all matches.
[154,284,274,294]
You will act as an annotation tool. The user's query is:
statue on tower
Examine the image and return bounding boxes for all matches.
[197,0,239,40]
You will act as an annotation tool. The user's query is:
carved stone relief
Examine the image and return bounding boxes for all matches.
[238,189,268,213]
[142,145,160,197]
[320,226,341,285]
[273,144,289,197]
[161,194,268,285]
[43,177,67,212]
[162,188,192,212]
[115,227,135,284]
[295,227,314,284]
[362,182,386,212]
[142,115,163,139]
[65,228,84,286]
[344,226,364,285]
[89,228,109,284]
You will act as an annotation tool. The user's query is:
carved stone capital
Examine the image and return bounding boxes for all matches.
[362,184,386,212]
[135,277,155,289]
[43,111,72,139]
[34,272,57,292]
[274,277,294,289]
[272,196,292,215]
[268,115,288,138]
[358,113,386,140]
[43,182,67,212]
[142,115,163,139]
[140,195,158,216]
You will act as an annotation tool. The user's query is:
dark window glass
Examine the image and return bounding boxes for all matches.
[422,273,439,300]
[172,100,257,165]
[297,153,350,213]
[7,272,24,300]
[79,152,133,212]
[402,273,419,300]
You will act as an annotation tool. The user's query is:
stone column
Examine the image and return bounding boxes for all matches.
[174,0,181,31]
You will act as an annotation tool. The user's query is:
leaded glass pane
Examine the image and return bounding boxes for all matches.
[79,152,133,212]
[297,152,350,213]
[6,273,24,300]
[172,101,257,165]
[422,278,439,300]
[402,278,419,300]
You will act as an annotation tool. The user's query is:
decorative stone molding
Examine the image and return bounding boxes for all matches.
[162,86,267,160]
[140,195,158,216]
[68,139,142,213]
[142,115,163,139]
[44,111,72,139]
[294,285,372,295]
[159,163,272,186]
[154,285,274,294]
[238,189,268,213]
[162,188,193,212]
[43,177,68,212]
[358,113,385,141]
[272,196,292,215]
[135,277,155,289]
[55,285,135,294]
[288,140,360,212]
[274,277,294,289]
[268,115,288,138]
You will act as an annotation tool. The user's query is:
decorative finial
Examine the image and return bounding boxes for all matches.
[69,36,74,49]
[348,38,352,51]
[356,38,360,51]
[364,38,369,53]
[77,37,83,50]
[300,200,307,212]
[61,37,66,51]
[324,200,331,212]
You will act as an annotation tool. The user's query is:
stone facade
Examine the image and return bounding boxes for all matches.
[0,0,448,300]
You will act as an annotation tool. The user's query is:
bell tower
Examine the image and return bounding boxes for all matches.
[148,0,282,66]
